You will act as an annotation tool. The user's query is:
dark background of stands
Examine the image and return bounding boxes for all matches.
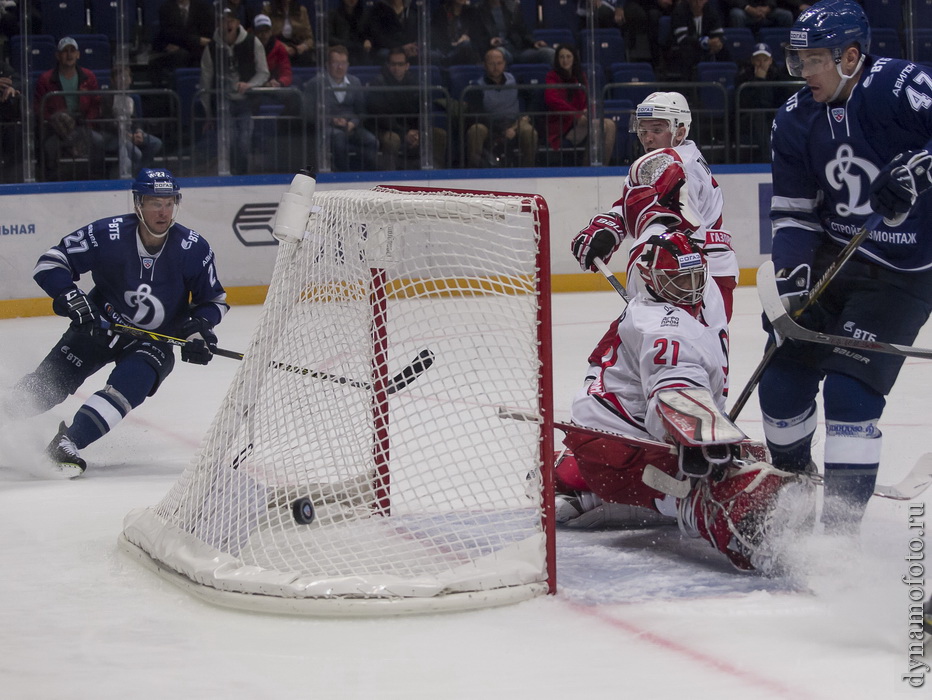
[1,0,931,183]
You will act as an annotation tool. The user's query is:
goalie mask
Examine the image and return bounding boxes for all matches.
[636,231,707,309]
[617,149,699,236]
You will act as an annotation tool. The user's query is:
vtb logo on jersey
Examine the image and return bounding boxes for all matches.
[825,143,879,217]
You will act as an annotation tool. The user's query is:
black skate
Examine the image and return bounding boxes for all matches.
[46,421,86,478]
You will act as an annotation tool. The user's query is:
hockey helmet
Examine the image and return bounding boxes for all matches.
[635,231,707,308]
[630,92,692,142]
[132,168,181,202]
[786,0,870,77]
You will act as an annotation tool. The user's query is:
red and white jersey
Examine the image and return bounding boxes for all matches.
[570,268,730,444]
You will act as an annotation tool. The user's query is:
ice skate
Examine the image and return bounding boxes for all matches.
[46,422,86,479]
[677,461,813,574]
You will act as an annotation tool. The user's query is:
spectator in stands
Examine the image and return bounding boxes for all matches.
[544,44,616,165]
[369,48,447,169]
[35,37,106,181]
[668,0,729,80]
[431,0,480,67]
[576,0,651,62]
[101,65,164,175]
[472,0,555,66]
[223,0,251,29]
[328,0,372,66]
[304,45,378,171]
[646,0,676,68]
[726,0,793,37]
[776,0,813,20]
[200,5,269,175]
[150,0,214,82]
[734,42,792,162]
[366,0,420,64]
[263,0,316,66]
[0,57,22,183]
[254,13,294,90]
[464,48,537,168]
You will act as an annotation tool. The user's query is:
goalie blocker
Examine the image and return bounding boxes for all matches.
[556,388,813,574]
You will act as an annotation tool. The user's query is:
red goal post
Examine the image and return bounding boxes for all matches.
[120,180,556,615]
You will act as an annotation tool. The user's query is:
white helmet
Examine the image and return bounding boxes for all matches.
[630,91,692,142]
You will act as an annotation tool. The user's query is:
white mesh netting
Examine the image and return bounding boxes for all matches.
[120,186,554,614]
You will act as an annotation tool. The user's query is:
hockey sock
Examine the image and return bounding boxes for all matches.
[68,360,158,449]
[759,360,820,471]
[762,403,818,472]
[821,375,885,534]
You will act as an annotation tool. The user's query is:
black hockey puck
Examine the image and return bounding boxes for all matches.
[292,496,315,524]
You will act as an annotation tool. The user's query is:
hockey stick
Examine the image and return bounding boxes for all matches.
[758,262,932,359]
[108,323,435,395]
[593,257,629,302]
[729,213,883,421]
[808,453,932,501]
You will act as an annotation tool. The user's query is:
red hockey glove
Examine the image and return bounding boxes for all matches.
[571,213,625,272]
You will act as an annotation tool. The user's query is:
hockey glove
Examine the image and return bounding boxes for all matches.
[869,149,932,227]
[775,263,811,316]
[180,317,218,365]
[571,213,625,272]
[52,288,101,335]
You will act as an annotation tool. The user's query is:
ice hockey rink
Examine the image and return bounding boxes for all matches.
[1,285,930,699]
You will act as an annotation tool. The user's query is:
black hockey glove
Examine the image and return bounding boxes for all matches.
[571,213,626,272]
[180,317,218,365]
[869,149,932,227]
[52,288,101,335]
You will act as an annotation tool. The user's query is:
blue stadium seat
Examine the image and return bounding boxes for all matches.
[757,28,790,70]
[40,0,89,40]
[915,29,932,65]
[348,66,382,86]
[290,67,318,89]
[447,64,484,101]
[722,27,755,65]
[93,69,112,90]
[509,63,550,86]
[579,29,626,70]
[89,0,137,42]
[532,28,576,49]
[872,28,903,59]
[140,0,163,41]
[77,36,113,71]
[696,61,738,112]
[607,62,656,104]
[915,0,932,26]
[604,98,636,165]
[173,67,202,122]
[9,35,57,76]
[861,0,902,30]
[542,0,578,31]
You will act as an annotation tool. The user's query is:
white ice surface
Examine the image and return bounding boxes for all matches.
[1,287,930,699]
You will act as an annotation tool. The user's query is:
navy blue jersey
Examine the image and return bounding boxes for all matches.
[770,56,932,273]
[33,213,228,334]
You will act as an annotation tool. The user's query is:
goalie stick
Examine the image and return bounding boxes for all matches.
[758,262,932,360]
[729,213,883,420]
[496,407,932,500]
[107,322,435,394]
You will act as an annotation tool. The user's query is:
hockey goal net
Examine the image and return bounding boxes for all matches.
[120,182,555,615]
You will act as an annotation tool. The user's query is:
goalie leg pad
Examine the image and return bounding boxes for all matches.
[563,431,679,508]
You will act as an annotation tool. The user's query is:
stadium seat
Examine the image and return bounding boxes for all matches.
[872,28,903,59]
[509,63,550,86]
[604,98,636,165]
[173,67,202,123]
[348,66,381,86]
[9,35,57,77]
[722,27,755,65]
[757,28,791,71]
[542,0,578,31]
[580,29,627,69]
[89,0,137,42]
[608,62,656,103]
[695,61,738,112]
[532,28,576,49]
[447,64,484,101]
[915,29,932,65]
[40,0,89,39]
[77,36,113,71]
[915,0,932,26]
[289,67,318,89]
[861,0,902,30]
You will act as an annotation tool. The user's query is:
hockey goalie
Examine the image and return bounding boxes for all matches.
[555,150,814,574]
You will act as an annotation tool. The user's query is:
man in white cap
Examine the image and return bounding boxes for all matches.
[34,37,106,180]
[735,41,792,161]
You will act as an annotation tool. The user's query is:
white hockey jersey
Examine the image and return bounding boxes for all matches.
[570,242,730,443]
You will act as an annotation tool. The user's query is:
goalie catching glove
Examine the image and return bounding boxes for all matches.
[869,149,932,227]
[180,317,218,365]
[571,213,625,272]
[53,288,102,336]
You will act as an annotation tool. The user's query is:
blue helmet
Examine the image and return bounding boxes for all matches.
[789,0,871,55]
[132,168,181,201]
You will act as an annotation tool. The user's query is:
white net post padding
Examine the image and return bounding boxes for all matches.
[120,185,556,615]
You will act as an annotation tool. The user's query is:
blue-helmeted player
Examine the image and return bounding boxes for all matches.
[3,169,228,477]
[759,0,932,534]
